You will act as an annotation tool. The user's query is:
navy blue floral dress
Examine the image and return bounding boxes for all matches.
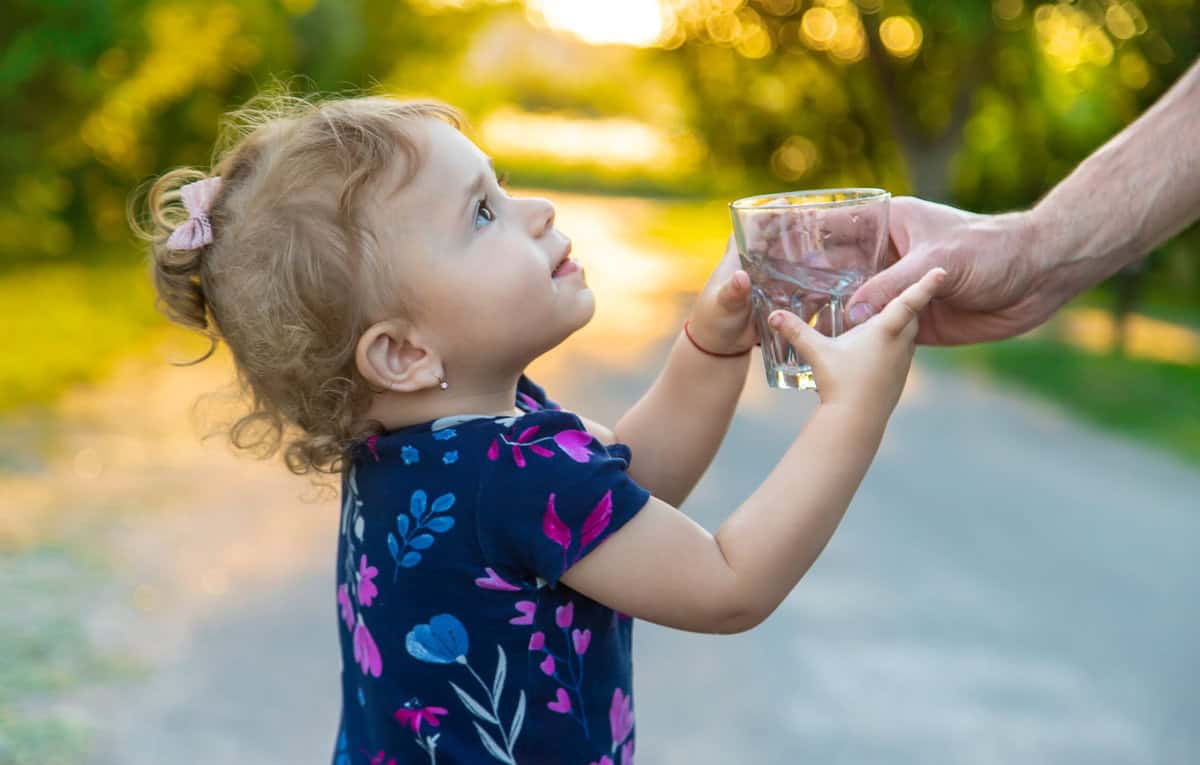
[333,376,651,765]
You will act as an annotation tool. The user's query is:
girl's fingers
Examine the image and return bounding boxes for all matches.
[877,268,946,336]
[768,309,827,358]
[717,270,752,311]
[846,250,937,328]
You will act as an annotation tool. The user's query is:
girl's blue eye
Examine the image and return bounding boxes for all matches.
[474,196,495,229]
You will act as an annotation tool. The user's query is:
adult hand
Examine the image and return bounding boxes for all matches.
[846,197,1068,346]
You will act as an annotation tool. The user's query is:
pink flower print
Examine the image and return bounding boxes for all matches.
[487,438,500,461]
[510,600,536,625]
[543,494,572,569]
[580,490,613,552]
[589,758,614,765]
[547,687,572,714]
[512,443,526,468]
[610,688,634,747]
[474,567,521,592]
[337,584,354,630]
[366,435,381,462]
[393,702,448,734]
[357,554,378,607]
[353,615,383,677]
[367,752,396,765]
[529,631,545,651]
[555,602,574,629]
[621,739,635,765]
[553,429,593,462]
[572,628,591,656]
[539,654,555,675]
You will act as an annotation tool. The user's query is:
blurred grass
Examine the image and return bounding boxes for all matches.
[630,197,734,257]
[0,543,140,764]
[0,257,165,414]
[502,156,721,200]
[925,337,1200,466]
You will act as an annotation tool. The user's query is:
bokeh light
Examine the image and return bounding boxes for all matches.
[879,15,923,59]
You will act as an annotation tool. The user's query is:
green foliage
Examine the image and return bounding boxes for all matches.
[3,0,1196,269]
[0,258,163,411]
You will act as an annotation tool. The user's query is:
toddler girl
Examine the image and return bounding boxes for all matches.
[135,93,942,765]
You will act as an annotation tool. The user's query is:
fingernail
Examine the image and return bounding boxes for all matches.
[768,312,784,329]
[849,303,874,324]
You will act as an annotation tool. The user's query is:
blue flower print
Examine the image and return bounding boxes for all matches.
[401,445,420,465]
[406,614,469,664]
[443,450,459,465]
[406,615,525,765]
[432,428,457,441]
[387,489,456,580]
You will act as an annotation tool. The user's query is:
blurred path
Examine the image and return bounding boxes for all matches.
[4,193,1196,765]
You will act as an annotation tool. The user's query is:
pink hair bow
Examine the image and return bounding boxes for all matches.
[166,176,222,250]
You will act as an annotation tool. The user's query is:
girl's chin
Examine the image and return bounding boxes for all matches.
[554,300,596,344]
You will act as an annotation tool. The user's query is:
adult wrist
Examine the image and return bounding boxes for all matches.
[1021,202,1094,308]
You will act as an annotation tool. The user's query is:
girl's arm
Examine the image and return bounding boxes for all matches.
[561,270,944,634]
[607,237,758,506]
[610,332,750,507]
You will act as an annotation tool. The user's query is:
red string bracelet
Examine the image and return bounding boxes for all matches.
[683,320,757,358]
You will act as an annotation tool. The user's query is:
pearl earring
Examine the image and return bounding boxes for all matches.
[437,375,448,390]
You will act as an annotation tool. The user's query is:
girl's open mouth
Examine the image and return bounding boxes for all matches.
[552,256,581,278]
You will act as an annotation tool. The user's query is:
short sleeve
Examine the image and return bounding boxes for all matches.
[477,409,650,587]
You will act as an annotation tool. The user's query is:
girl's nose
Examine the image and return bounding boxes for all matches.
[526,197,555,237]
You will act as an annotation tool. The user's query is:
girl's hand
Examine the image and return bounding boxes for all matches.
[769,268,946,413]
[686,235,758,355]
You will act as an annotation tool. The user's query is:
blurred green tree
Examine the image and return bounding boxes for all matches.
[0,0,491,267]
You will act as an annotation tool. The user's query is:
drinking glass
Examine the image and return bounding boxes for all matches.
[730,188,890,390]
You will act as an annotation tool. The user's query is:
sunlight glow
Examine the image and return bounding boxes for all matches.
[480,108,686,168]
[526,0,666,47]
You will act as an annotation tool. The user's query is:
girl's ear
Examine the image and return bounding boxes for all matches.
[355,320,443,393]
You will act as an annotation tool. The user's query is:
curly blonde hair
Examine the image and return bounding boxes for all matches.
[130,91,462,476]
